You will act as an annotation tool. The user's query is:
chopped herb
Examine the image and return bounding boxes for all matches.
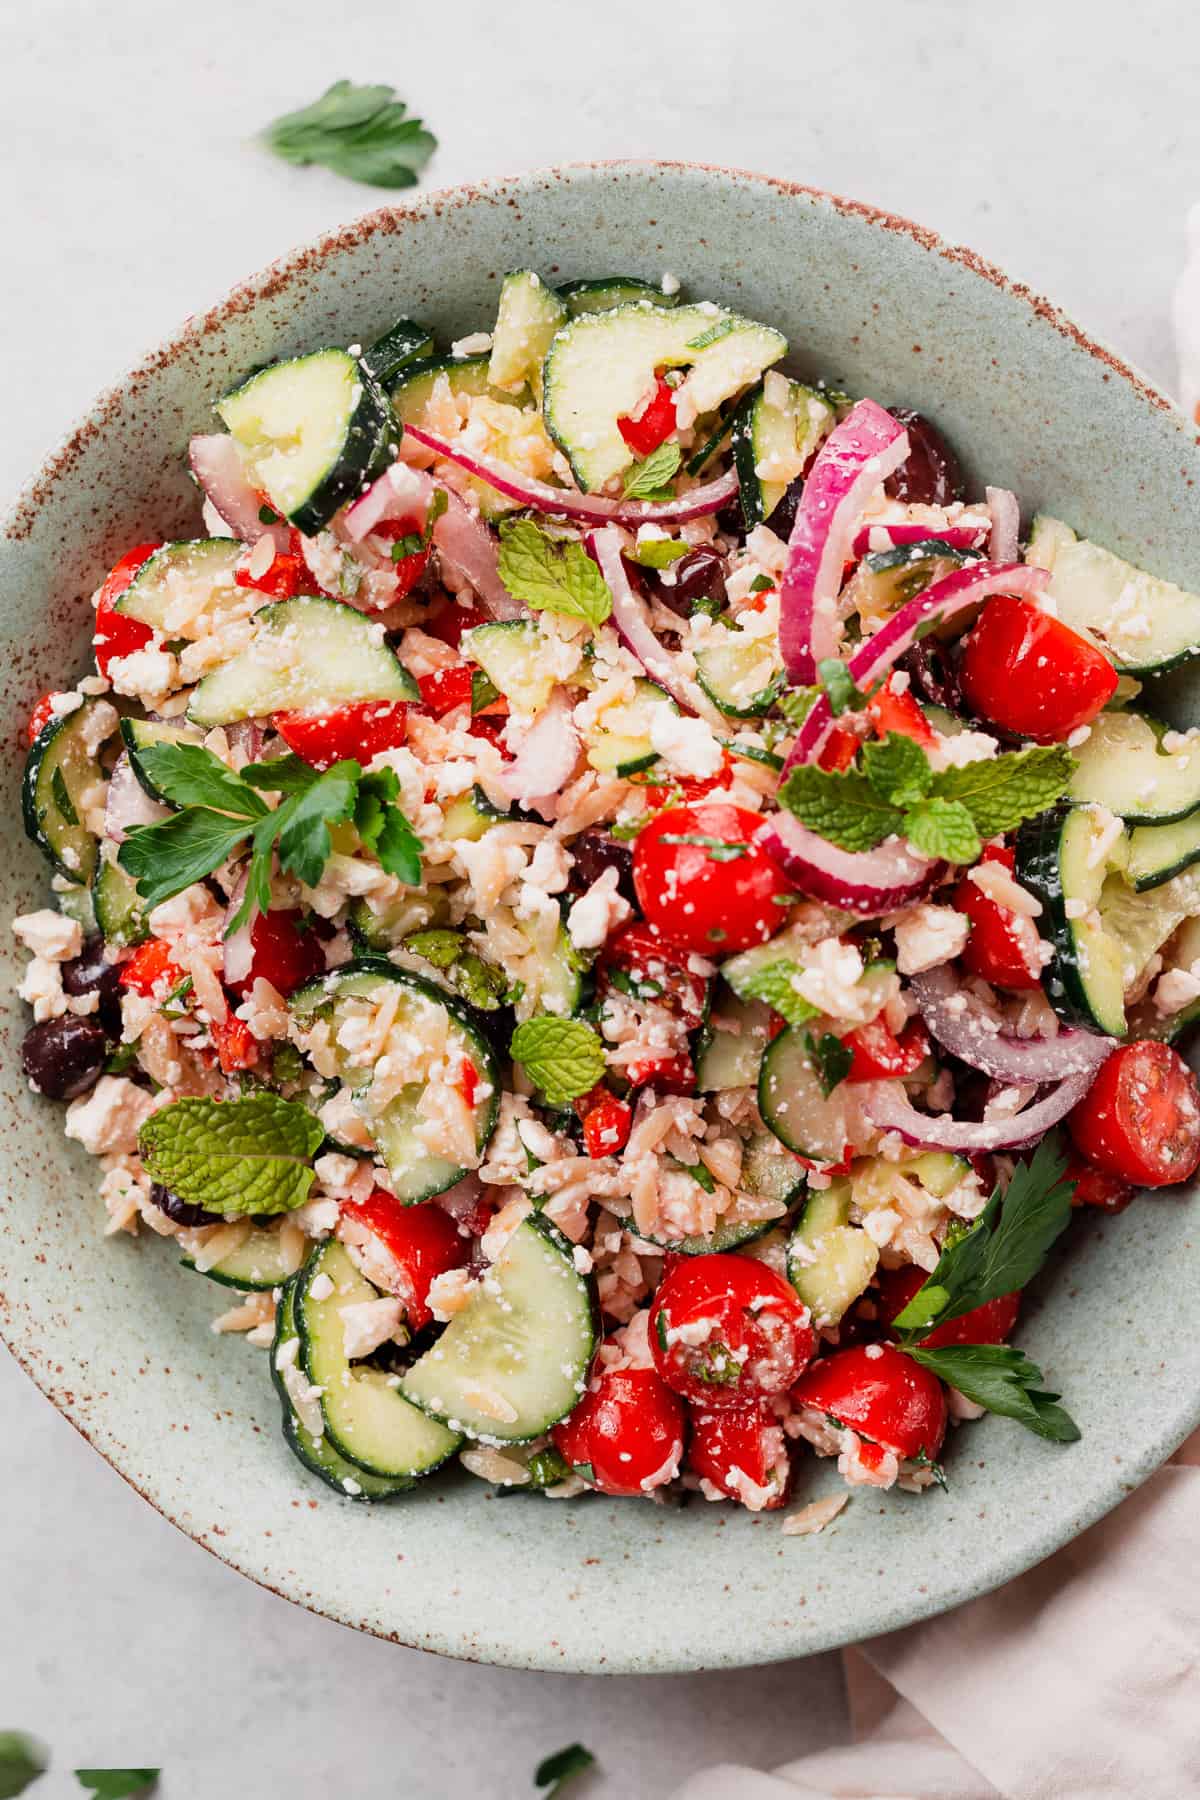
[804,1030,853,1096]
[817,657,872,717]
[735,959,820,1028]
[74,1772,159,1799]
[389,532,424,560]
[749,574,774,594]
[471,668,502,715]
[659,832,749,861]
[257,505,279,525]
[621,442,682,500]
[497,519,612,627]
[262,80,437,190]
[673,1157,716,1194]
[628,538,692,570]
[608,966,664,1002]
[0,1732,46,1798]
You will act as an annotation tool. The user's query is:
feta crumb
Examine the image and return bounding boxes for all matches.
[64,1077,157,1156]
[661,271,681,296]
[567,865,632,951]
[892,904,970,975]
[451,331,493,358]
[648,707,723,779]
[12,909,82,962]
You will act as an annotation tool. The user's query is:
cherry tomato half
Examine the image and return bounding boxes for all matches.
[866,676,936,750]
[843,1016,930,1082]
[688,1402,791,1509]
[339,1189,467,1331]
[875,1264,1020,1349]
[230,909,325,998]
[817,724,861,773]
[959,594,1118,743]
[617,376,677,458]
[275,701,409,770]
[92,543,160,675]
[585,1366,686,1497]
[27,693,57,745]
[370,518,431,601]
[953,843,1044,991]
[1064,1150,1135,1215]
[1067,1040,1200,1188]
[209,1014,259,1074]
[792,1343,947,1461]
[579,1090,633,1159]
[234,548,311,600]
[118,937,185,997]
[649,1254,815,1410]
[633,803,794,957]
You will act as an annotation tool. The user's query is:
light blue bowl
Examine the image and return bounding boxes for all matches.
[2,162,1198,1674]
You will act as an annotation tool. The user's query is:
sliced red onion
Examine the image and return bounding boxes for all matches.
[497,688,580,814]
[343,461,433,543]
[985,487,1020,563]
[432,1172,485,1228]
[104,752,168,843]
[223,718,266,767]
[402,424,739,526]
[861,1068,1095,1152]
[785,560,1050,772]
[755,813,940,915]
[188,435,290,551]
[778,400,910,685]
[910,965,1114,1083]
[222,869,254,985]
[587,527,727,729]
[850,517,991,557]
[432,487,522,620]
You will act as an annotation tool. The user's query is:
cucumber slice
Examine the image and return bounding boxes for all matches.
[22,697,114,883]
[1026,515,1200,675]
[741,1129,808,1208]
[489,271,568,393]
[441,783,513,842]
[462,619,553,716]
[758,1028,851,1164]
[112,539,245,634]
[216,349,392,536]
[361,316,435,385]
[583,677,678,776]
[56,882,97,936]
[1097,862,1200,992]
[557,276,680,316]
[1068,711,1200,823]
[724,936,895,1021]
[1126,812,1200,890]
[390,353,497,422]
[843,538,984,619]
[289,960,499,1203]
[92,845,147,948]
[519,923,582,1019]
[694,623,784,719]
[1016,803,1127,1035]
[906,1151,973,1199]
[400,1217,598,1443]
[297,1241,462,1481]
[696,993,771,1091]
[345,888,447,953]
[731,377,834,526]
[119,718,204,799]
[184,1224,298,1291]
[187,595,419,727]
[786,1182,878,1328]
[543,303,786,492]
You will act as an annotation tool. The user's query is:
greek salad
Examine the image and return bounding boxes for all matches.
[15,268,1200,1517]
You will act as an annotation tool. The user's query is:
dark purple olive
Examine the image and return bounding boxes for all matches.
[884,409,965,507]
[570,830,636,903]
[764,475,805,541]
[61,936,124,1037]
[22,1015,108,1100]
[150,1183,225,1229]
[644,546,726,621]
[901,640,965,715]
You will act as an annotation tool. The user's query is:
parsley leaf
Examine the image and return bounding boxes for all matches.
[511,1017,606,1105]
[621,443,682,500]
[134,742,268,815]
[734,960,820,1028]
[658,832,749,862]
[262,81,437,190]
[817,657,871,717]
[627,537,691,570]
[118,808,262,911]
[903,796,981,864]
[535,1743,596,1796]
[0,1733,46,1798]
[353,769,424,886]
[138,1093,324,1217]
[862,733,932,808]
[930,744,1076,837]
[805,1029,853,1095]
[497,520,613,626]
[778,764,902,853]
[907,1344,1081,1443]
[74,1775,158,1800]
[749,574,775,594]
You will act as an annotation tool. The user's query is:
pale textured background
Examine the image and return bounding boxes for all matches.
[1,0,1195,1793]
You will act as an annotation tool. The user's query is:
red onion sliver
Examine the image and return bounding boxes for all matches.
[755,812,940,916]
[778,400,910,685]
[343,462,433,543]
[402,424,739,526]
[222,868,254,986]
[498,688,580,814]
[985,486,1020,563]
[432,487,522,620]
[850,518,990,557]
[861,1068,1095,1152]
[910,965,1114,1083]
[104,752,168,844]
[587,527,727,729]
[188,435,290,551]
[784,560,1051,772]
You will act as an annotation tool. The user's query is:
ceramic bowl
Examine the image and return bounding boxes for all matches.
[3,162,1198,1675]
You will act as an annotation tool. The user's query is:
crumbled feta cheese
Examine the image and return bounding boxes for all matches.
[340,1296,405,1360]
[648,707,723,779]
[1085,805,1123,871]
[18,955,67,1022]
[661,271,681,296]
[792,938,869,1020]
[892,904,970,975]
[1154,964,1200,1016]
[567,866,632,950]
[450,331,493,358]
[106,649,178,705]
[64,1077,157,1155]
[927,729,999,772]
[12,909,81,962]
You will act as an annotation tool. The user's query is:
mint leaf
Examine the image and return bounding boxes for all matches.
[817,658,870,717]
[535,1743,596,1796]
[131,742,267,816]
[778,764,901,853]
[511,1016,605,1105]
[74,1775,158,1800]
[628,538,691,570]
[804,1029,853,1096]
[903,796,981,864]
[734,960,821,1028]
[138,1093,324,1216]
[862,733,932,808]
[262,81,436,190]
[118,810,257,910]
[621,443,682,500]
[778,686,821,727]
[907,1344,1080,1443]
[930,745,1075,837]
[0,1733,45,1798]
[497,520,612,626]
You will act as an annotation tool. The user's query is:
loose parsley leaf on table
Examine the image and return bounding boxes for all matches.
[497,520,613,627]
[0,1732,46,1798]
[262,81,437,190]
[74,1772,159,1800]
[534,1743,596,1796]
[510,1017,606,1106]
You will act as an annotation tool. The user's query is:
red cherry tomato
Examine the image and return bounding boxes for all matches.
[551,1385,601,1473]
[231,909,325,998]
[959,594,1118,743]
[641,751,735,810]
[209,1014,259,1074]
[866,677,937,750]
[843,1016,930,1082]
[792,1343,947,1461]
[954,843,1044,991]
[370,519,431,601]
[601,925,709,1028]
[234,548,310,600]
[1067,1040,1200,1188]
[275,701,409,770]
[585,1366,686,1497]
[688,1402,791,1509]
[27,693,57,745]
[339,1189,467,1331]
[817,724,861,773]
[1063,1150,1135,1215]
[92,543,160,675]
[426,603,489,649]
[118,937,185,996]
[633,803,795,957]
[875,1264,1020,1348]
[418,665,476,716]
[649,1254,816,1410]
[617,376,677,458]
[580,1090,633,1158]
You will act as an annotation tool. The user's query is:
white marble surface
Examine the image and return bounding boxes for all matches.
[1,0,1193,1793]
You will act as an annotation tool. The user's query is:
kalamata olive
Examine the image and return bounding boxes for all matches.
[150,1183,224,1229]
[22,1015,108,1100]
[646,547,726,620]
[764,475,805,541]
[884,409,965,506]
[570,830,636,903]
[901,641,965,716]
[61,935,124,1036]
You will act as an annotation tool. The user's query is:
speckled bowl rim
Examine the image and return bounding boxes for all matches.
[3,160,1198,1673]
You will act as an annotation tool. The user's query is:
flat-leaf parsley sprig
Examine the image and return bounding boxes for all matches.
[262,80,437,190]
[118,741,422,931]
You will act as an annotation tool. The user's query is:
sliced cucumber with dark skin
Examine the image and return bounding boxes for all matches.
[1015,802,1127,1036]
[1097,862,1200,993]
[390,353,499,422]
[22,697,115,883]
[557,276,680,316]
[441,784,513,843]
[843,538,985,617]
[1126,812,1200,890]
[216,348,393,536]
[582,677,678,776]
[758,1027,852,1165]
[696,993,772,1091]
[345,888,447,952]
[188,594,420,727]
[489,271,568,393]
[694,623,784,719]
[93,846,147,948]
[289,960,499,1203]
[400,1216,598,1444]
[462,619,553,715]
[184,1224,298,1290]
[1026,515,1200,675]
[633,1128,806,1255]
[119,718,204,799]
[1068,712,1200,823]
[731,377,834,526]
[786,1182,878,1328]
[1128,916,1200,1041]
[112,539,245,634]
[361,317,435,385]
[296,1241,462,1484]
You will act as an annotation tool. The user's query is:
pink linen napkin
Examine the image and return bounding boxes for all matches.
[672,1431,1200,1800]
